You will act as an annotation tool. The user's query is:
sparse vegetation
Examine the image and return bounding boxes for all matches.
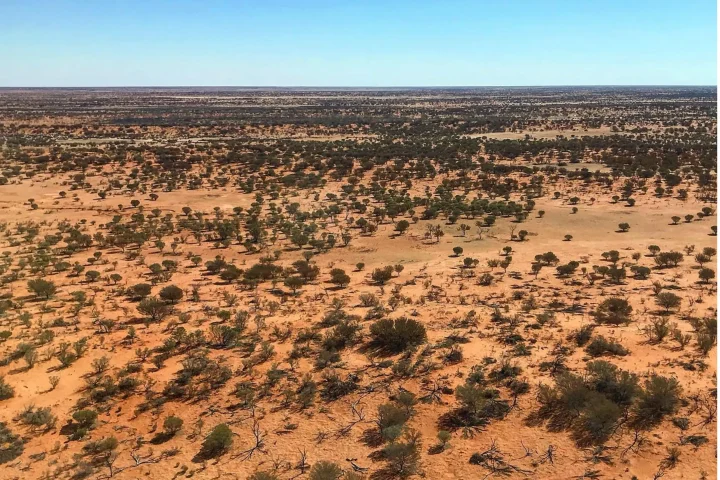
[0,86,713,480]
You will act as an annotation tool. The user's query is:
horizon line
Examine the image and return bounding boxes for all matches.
[0,84,716,90]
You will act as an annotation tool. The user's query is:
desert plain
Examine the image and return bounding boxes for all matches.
[0,87,716,480]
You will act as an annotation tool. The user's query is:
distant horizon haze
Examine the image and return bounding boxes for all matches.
[0,85,716,90]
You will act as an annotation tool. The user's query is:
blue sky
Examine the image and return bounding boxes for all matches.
[1,0,716,86]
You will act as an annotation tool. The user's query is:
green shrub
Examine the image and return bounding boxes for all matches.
[585,336,628,357]
[371,266,394,285]
[594,297,632,325]
[381,429,422,477]
[248,472,279,480]
[309,461,343,480]
[377,403,411,441]
[654,251,684,268]
[577,394,622,444]
[369,317,427,353]
[72,409,98,429]
[17,405,56,430]
[27,278,57,299]
[451,381,509,426]
[698,267,715,284]
[537,361,642,445]
[646,317,672,343]
[586,361,639,406]
[0,376,14,400]
[0,423,23,464]
[632,375,682,428]
[656,292,681,312]
[320,371,359,401]
[395,220,410,234]
[82,436,118,456]
[198,423,233,459]
[137,296,171,322]
[321,320,361,352]
[359,293,380,307]
[163,416,183,435]
[631,265,651,279]
[129,283,152,299]
[159,285,184,303]
[329,268,351,288]
[572,325,594,346]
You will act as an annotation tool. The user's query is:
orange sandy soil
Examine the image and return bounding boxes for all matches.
[0,169,716,480]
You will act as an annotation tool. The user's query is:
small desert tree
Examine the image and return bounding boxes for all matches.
[159,285,184,304]
[372,266,395,285]
[27,279,57,299]
[395,220,410,235]
[329,268,351,288]
[656,292,681,313]
[284,276,304,295]
[129,283,152,299]
[698,267,715,284]
[137,297,171,323]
